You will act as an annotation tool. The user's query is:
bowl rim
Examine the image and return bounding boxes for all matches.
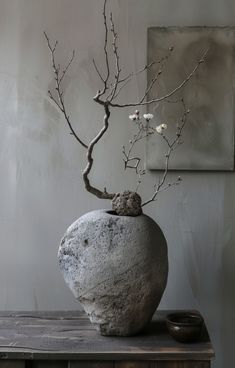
[166,312,204,326]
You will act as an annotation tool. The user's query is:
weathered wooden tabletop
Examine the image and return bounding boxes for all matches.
[0,310,214,362]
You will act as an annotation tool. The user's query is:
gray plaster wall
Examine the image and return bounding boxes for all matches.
[0,0,234,367]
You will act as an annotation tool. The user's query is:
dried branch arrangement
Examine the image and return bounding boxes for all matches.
[44,0,207,216]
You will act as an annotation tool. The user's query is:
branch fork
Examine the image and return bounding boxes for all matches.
[45,0,207,212]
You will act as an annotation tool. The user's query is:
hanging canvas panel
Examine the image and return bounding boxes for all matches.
[146,27,235,171]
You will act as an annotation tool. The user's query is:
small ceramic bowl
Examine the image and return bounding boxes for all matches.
[166,312,204,343]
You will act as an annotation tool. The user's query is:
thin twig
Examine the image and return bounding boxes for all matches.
[108,12,121,102]
[93,58,105,83]
[111,49,173,102]
[123,114,154,189]
[139,48,173,104]
[58,50,75,85]
[142,99,188,207]
[98,0,110,98]
[45,0,208,207]
[118,53,172,84]
[45,30,114,199]
[109,48,209,108]
[44,32,88,149]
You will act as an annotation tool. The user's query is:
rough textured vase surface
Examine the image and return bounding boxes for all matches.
[58,209,168,336]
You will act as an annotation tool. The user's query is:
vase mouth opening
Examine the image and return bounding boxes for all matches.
[105,210,142,217]
[106,210,119,216]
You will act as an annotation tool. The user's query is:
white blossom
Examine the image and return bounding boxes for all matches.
[129,114,138,121]
[156,123,167,134]
[143,113,154,121]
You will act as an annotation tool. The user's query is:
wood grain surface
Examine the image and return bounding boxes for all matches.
[0,310,214,367]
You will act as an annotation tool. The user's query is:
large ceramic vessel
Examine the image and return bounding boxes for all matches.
[58,209,168,336]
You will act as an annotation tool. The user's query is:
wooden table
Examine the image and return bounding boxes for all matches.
[0,310,214,368]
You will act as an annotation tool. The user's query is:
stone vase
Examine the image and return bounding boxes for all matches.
[58,209,168,336]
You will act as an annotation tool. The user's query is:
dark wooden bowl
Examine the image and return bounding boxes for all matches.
[166,312,204,343]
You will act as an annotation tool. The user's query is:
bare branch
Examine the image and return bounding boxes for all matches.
[45,30,115,200]
[83,102,115,199]
[48,89,61,110]
[97,0,111,98]
[123,113,154,189]
[141,99,189,207]
[109,48,209,108]
[92,58,105,83]
[110,49,173,102]
[44,32,88,149]
[58,50,75,85]
[45,1,208,210]
[139,48,173,105]
[112,77,131,100]
[107,12,121,102]
[152,177,182,195]
[119,52,173,84]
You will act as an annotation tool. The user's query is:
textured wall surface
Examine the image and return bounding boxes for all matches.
[0,0,234,367]
[147,27,235,171]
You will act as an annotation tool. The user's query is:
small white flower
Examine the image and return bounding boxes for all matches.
[156,125,163,134]
[143,113,154,121]
[129,114,138,121]
[156,123,167,134]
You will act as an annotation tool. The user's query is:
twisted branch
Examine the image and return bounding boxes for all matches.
[83,98,115,199]
[45,0,207,208]
[45,29,114,199]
